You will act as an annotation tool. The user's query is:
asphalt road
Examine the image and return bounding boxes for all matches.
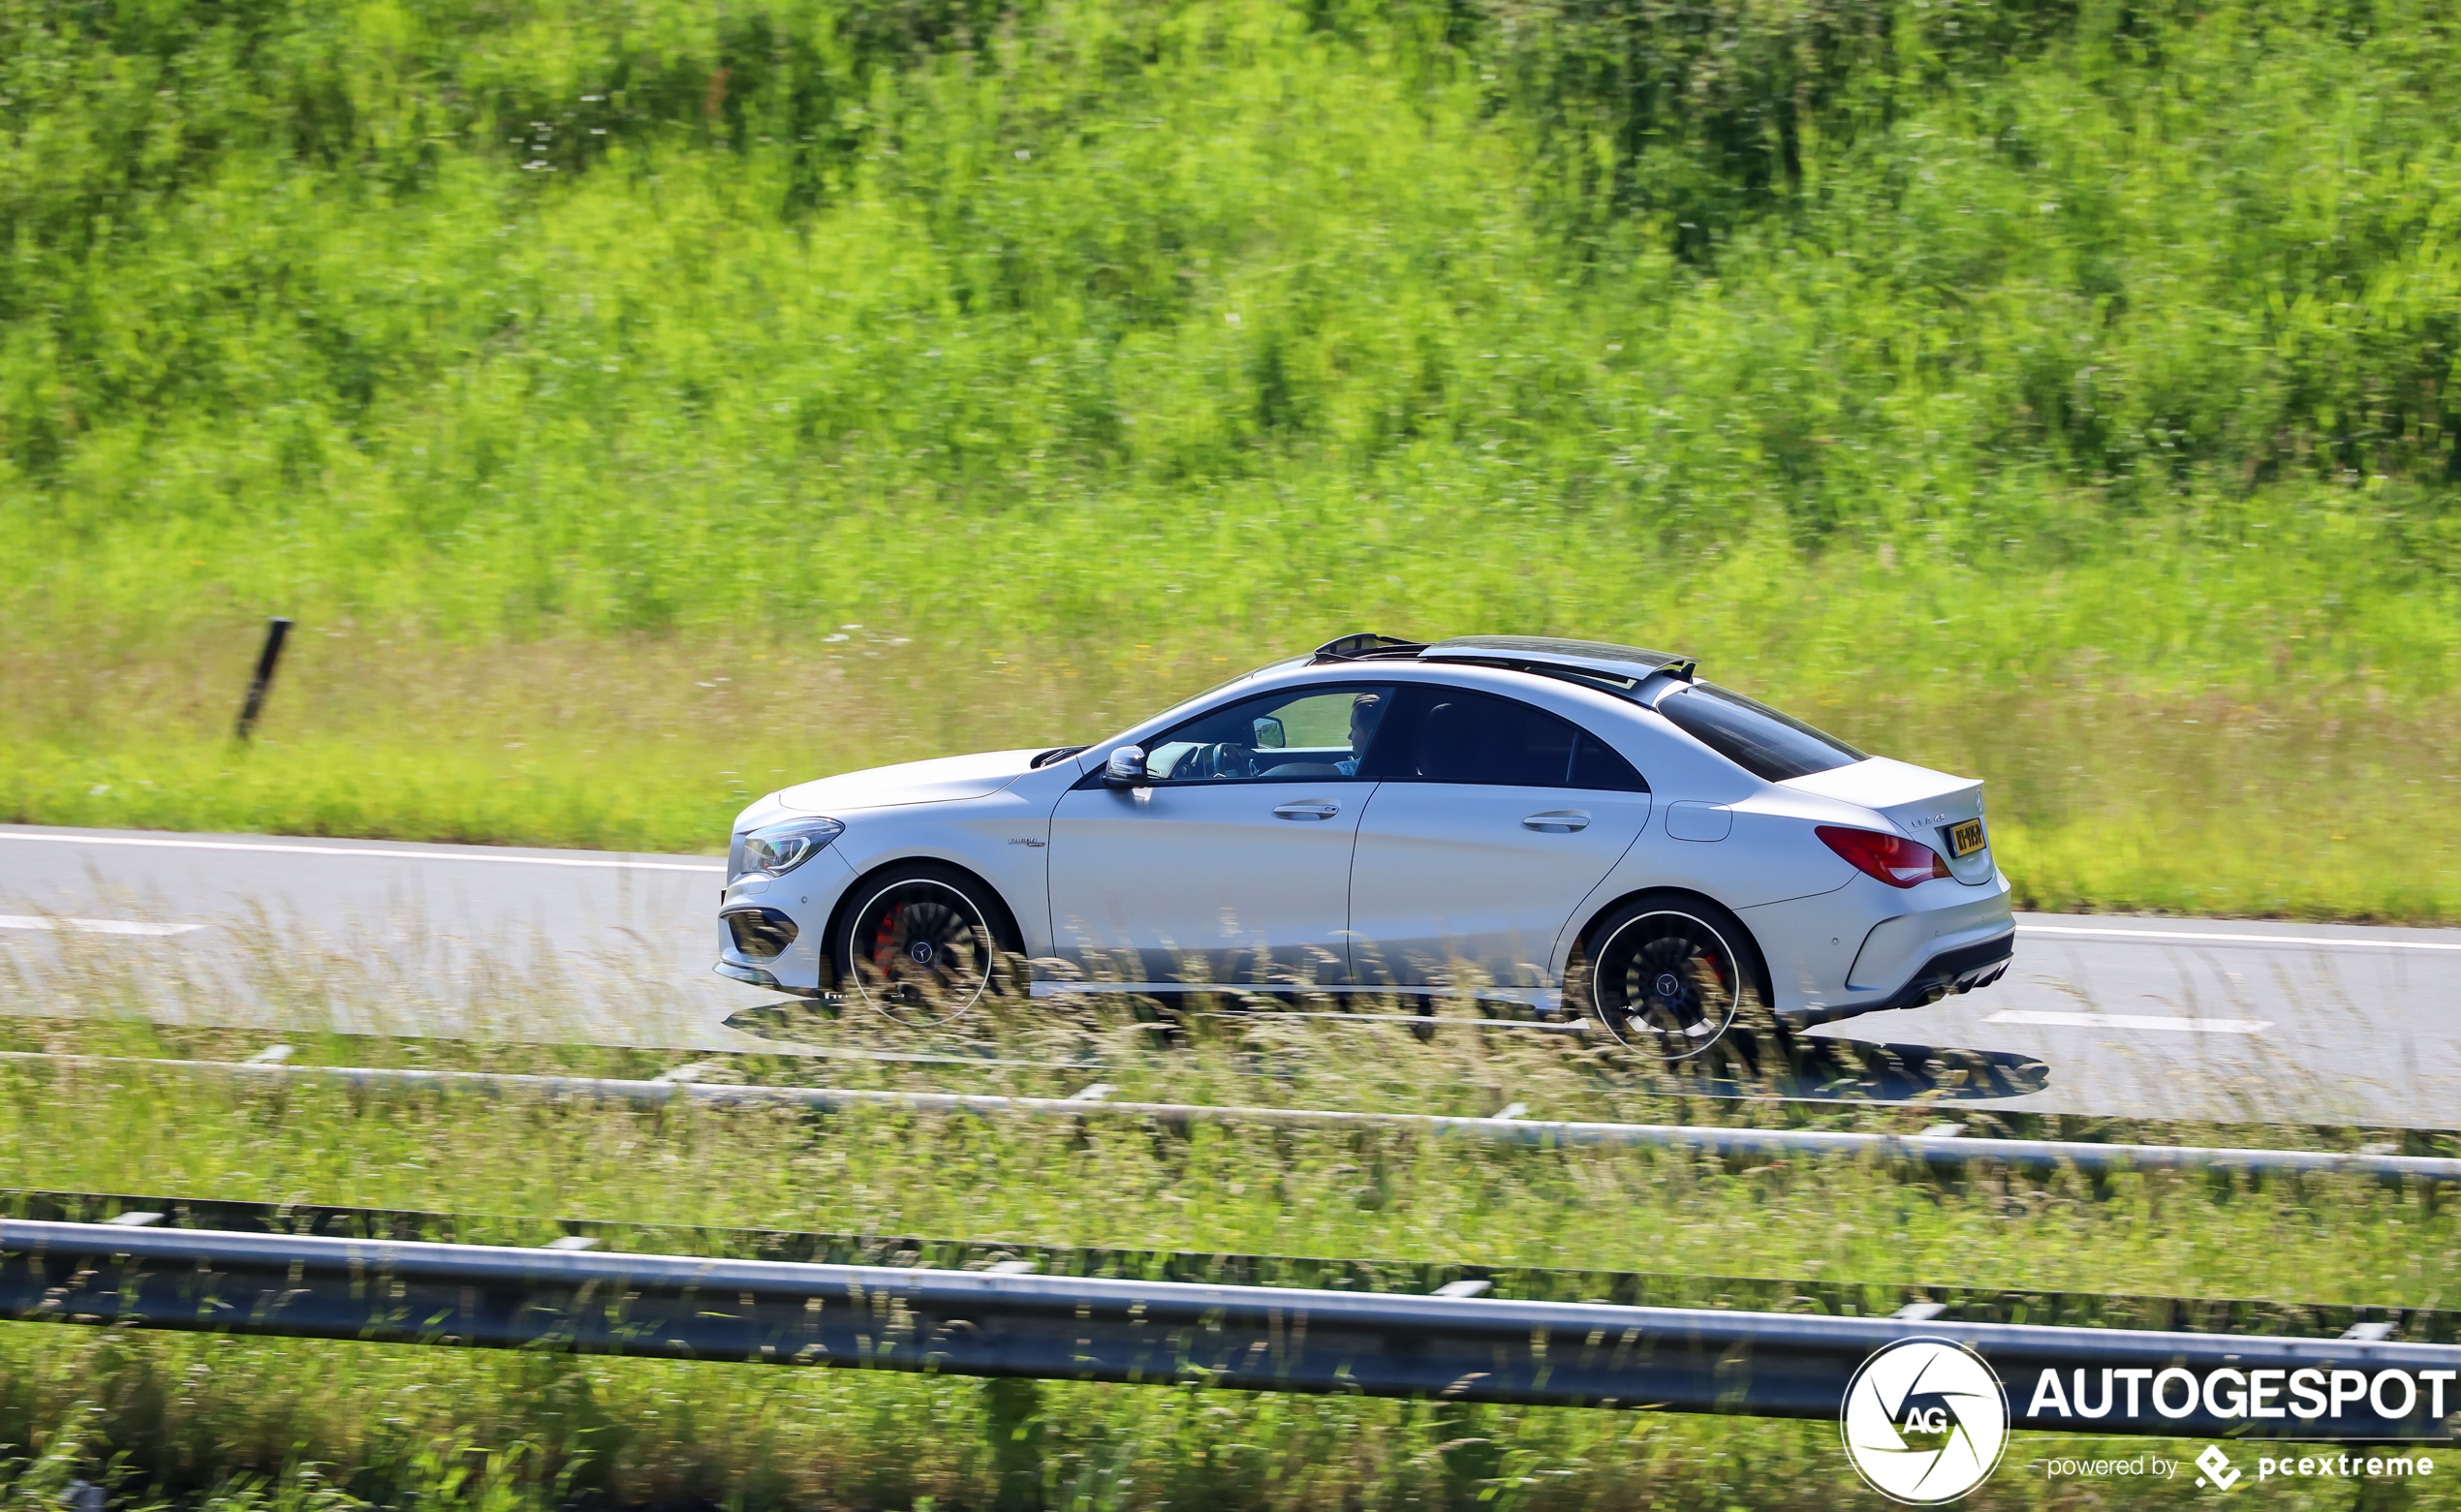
[2,822,2452,1127]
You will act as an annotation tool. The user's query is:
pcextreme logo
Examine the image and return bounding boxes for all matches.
[1842,1338,2010,1504]
[2194,1444,2243,1490]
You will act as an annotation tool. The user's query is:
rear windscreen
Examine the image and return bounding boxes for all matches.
[1654,683,1866,783]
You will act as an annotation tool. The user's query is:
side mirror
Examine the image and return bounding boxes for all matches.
[1250,716,1287,750]
[1103,745,1149,787]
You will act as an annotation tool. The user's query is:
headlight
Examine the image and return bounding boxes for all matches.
[736,817,845,879]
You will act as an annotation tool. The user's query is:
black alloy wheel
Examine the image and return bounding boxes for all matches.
[837,868,1010,1029]
[1580,898,1761,1060]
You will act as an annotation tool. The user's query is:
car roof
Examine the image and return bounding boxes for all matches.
[1113,638,1757,797]
[1308,633,1696,691]
[1422,634,1693,683]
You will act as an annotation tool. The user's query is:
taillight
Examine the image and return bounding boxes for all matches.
[1818,825,1951,888]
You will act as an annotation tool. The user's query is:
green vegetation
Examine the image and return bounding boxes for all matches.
[5,0,2461,912]
[0,921,2446,1507]
[0,991,2453,1511]
[8,8,2460,1500]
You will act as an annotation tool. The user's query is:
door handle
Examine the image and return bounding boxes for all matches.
[1522,810,1590,833]
[1274,802,1340,820]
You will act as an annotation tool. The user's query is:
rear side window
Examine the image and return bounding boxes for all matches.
[1654,682,1865,783]
[1385,689,1648,791]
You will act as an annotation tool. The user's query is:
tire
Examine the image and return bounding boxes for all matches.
[830,861,1021,1030]
[1570,891,1770,1061]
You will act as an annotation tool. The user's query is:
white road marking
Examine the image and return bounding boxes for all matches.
[0,832,723,874]
[2019,924,2461,953]
[0,915,204,937]
[1987,1009,2271,1034]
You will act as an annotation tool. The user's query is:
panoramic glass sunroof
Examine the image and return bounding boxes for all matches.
[1420,635,1692,676]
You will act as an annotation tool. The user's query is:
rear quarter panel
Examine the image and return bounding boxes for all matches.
[1548,787,1869,985]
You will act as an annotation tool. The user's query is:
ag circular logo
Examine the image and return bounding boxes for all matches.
[1841,1338,2009,1505]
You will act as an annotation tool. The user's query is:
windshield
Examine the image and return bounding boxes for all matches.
[1653,682,1866,783]
[1127,656,1312,736]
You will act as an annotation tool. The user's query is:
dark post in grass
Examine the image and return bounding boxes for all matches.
[984,1378,1045,1512]
[234,617,294,741]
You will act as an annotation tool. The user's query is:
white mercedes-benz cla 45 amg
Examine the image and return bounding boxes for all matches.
[716,634,2014,1056]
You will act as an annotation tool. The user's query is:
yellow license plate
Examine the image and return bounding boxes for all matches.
[1947,818,1987,858]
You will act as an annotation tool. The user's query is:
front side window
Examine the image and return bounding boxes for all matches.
[1653,682,1865,783]
[1144,686,1397,783]
[1382,688,1647,790]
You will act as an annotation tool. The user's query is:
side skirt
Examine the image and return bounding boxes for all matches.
[1028,980,1566,1012]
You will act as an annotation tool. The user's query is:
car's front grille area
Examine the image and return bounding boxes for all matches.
[725,908,798,961]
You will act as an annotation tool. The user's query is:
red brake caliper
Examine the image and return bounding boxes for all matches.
[874,907,901,972]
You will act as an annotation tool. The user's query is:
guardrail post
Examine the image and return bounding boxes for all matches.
[985,1377,1044,1511]
[1430,1401,1504,1500]
[234,617,294,741]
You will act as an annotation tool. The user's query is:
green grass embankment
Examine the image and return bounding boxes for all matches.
[0,1003,2448,1511]
[2,0,2457,915]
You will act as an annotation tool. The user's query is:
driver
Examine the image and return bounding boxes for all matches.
[1334,693,1386,776]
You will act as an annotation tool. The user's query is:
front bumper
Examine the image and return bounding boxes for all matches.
[713,843,855,996]
[1775,929,2014,1030]
[711,960,827,999]
[722,905,800,960]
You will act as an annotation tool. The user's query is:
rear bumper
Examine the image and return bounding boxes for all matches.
[1776,930,2013,1030]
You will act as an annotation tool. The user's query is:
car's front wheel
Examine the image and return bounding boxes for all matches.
[832,862,1019,1029]
[1572,892,1767,1060]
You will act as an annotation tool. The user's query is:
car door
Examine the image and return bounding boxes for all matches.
[1347,686,1653,990]
[1046,684,1396,987]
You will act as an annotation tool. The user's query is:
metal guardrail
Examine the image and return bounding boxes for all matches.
[5,1185,2447,1344]
[6,1051,2456,1185]
[2,1219,2454,1441]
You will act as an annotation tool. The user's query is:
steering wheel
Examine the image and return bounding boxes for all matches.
[1182,742,1256,780]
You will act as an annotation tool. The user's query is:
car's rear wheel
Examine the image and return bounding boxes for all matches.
[1573,893,1767,1060]
[832,862,1018,1029]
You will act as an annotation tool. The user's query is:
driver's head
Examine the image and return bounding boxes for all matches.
[1348,693,1386,756]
